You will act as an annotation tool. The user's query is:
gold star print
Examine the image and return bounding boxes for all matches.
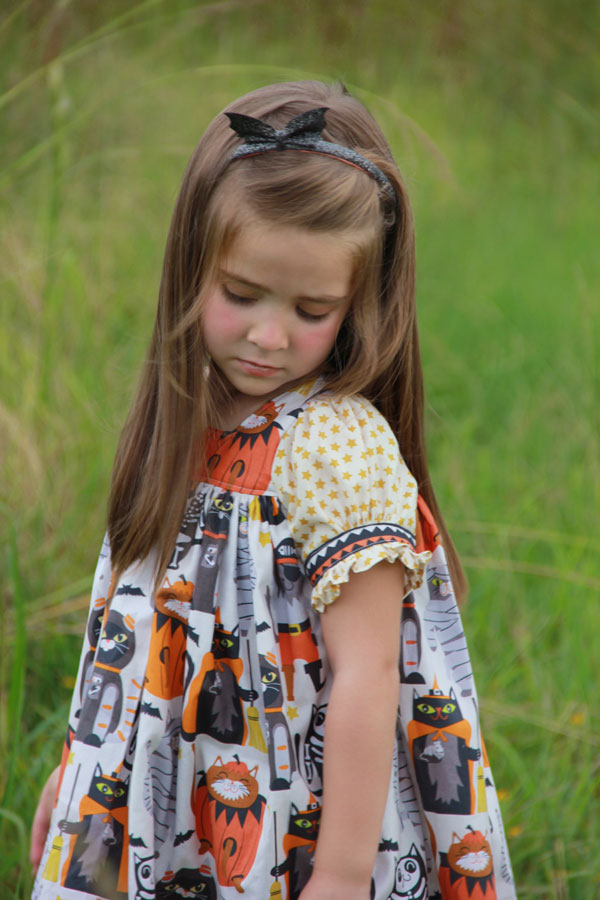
[358,418,367,427]
[277,448,286,459]
[344,454,352,463]
[313,460,322,470]
[302,449,310,460]
[351,503,358,513]
[375,478,385,489]
[329,490,338,500]
[259,531,271,547]
[305,489,314,500]
[287,706,299,721]
[299,517,308,526]
[353,483,362,493]
[331,424,340,434]
[360,502,369,512]
[348,424,356,432]
[348,438,357,448]
[366,447,374,458]
[297,379,316,396]
[319,431,326,440]
[378,424,386,433]
[385,466,393,475]
[331,442,340,452]
[307,506,316,516]
[359,469,367,479]
[319,413,328,423]
[317,446,326,455]
[403,503,411,510]
[316,478,325,490]
[274,465,282,476]
[330,459,339,468]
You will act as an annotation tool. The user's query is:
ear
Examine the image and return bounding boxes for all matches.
[408,843,418,858]
[214,756,223,767]
[449,687,456,700]
[451,832,462,845]
[249,765,258,779]
[94,763,103,778]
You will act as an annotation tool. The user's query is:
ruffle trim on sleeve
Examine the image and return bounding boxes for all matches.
[310,541,432,613]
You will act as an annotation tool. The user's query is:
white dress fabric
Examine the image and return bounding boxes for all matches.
[33,378,516,900]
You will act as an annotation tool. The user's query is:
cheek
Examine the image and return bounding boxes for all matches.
[203,299,243,343]
[296,320,342,359]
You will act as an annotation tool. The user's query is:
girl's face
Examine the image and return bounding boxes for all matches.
[203,220,356,419]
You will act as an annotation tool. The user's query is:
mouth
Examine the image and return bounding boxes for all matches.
[236,358,282,376]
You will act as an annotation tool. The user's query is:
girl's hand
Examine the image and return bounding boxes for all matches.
[29,765,60,874]
[297,869,371,900]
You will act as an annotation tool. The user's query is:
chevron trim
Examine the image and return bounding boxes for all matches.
[305,523,416,586]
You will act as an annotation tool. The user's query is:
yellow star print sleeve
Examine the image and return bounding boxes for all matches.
[273,394,432,612]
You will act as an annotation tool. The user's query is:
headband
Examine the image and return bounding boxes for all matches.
[225,107,396,208]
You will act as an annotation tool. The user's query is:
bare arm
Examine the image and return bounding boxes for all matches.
[30,765,60,873]
[299,560,404,900]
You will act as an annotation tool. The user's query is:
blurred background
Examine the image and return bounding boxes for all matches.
[1,1,598,897]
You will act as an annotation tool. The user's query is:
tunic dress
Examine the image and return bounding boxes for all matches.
[33,378,516,900]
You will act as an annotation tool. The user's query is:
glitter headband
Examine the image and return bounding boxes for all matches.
[225,107,396,208]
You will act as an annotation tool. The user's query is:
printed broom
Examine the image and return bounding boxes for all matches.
[270,810,282,899]
[246,635,267,753]
[42,763,81,882]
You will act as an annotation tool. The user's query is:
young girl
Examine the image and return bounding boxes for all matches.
[31,81,516,900]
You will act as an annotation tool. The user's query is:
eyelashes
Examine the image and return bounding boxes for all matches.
[221,286,329,322]
[222,286,252,305]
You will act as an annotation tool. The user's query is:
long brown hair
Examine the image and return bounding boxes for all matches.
[107,80,467,599]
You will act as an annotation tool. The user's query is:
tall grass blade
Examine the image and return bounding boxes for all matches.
[0,531,27,825]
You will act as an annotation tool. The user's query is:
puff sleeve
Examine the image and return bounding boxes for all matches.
[275,394,432,612]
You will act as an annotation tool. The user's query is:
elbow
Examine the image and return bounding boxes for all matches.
[331,658,400,696]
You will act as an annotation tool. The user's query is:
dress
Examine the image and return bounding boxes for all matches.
[33,378,516,900]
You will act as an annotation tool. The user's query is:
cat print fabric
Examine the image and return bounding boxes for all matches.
[33,379,516,899]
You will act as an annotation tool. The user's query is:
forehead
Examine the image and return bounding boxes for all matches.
[221,220,358,298]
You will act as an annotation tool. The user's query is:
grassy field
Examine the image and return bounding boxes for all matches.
[1,1,599,897]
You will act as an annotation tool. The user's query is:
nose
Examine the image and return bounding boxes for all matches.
[247,317,289,351]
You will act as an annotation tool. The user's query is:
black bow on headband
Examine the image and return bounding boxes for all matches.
[225,106,396,205]
[226,107,328,149]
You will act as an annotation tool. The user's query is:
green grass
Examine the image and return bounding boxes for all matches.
[1,1,599,897]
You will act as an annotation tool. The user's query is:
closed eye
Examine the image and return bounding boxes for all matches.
[223,286,255,305]
[296,307,329,322]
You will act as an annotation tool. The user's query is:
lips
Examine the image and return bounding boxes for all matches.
[236,358,282,376]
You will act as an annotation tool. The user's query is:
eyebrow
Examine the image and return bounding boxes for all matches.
[219,268,348,304]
